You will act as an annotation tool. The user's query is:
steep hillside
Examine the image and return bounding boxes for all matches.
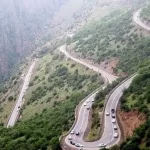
[120,61,150,150]
[0,0,67,82]
[0,0,145,83]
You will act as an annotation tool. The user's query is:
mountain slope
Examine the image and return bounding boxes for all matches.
[67,9,150,76]
[0,0,68,82]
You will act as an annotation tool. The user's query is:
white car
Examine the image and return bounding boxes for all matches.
[114,125,118,130]
[99,143,106,148]
[114,133,118,138]
[75,143,80,147]
[80,144,83,147]
[112,113,115,118]
[112,118,116,123]
[68,135,72,140]
[71,130,74,134]
[106,112,110,116]
[83,103,86,106]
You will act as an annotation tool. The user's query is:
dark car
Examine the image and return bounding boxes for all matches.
[76,132,80,136]
[70,141,75,145]
[111,109,115,113]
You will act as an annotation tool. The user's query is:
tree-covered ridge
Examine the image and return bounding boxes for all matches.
[67,10,150,75]
[140,4,150,21]
[120,61,150,150]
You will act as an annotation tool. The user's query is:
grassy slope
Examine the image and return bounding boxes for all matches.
[22,51,102,120]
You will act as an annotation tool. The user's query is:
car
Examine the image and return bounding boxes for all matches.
[76,132,80,136]
[68,135,72,140]
[106,112,110,116]
[87,106,90,110]
[111,109,115,113]
[80,144,83,147]
[71,130,74,134]
[99,143,106,148]
[70,140,75,145]
[114,133,118,138]
[92,99,94,102]
[83,103,86,106]
[112,114,115,118]
[75,143,80,147]
[114,125,118,130]
[112,118,116,123]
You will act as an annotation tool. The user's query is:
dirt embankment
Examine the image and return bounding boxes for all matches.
[119,110,146,138]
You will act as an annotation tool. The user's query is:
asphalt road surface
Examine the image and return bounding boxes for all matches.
[7,60,36,127]
[60,45,136,149]
[133,9,150,31]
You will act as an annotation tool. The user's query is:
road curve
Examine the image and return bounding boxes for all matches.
[60,45,136,149]
[133,9,150,31]
[60,45,118,84]
[7,60,37,127]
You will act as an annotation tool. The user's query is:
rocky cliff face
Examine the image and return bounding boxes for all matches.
[0,0,67,82]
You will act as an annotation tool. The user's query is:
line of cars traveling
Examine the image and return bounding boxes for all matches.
[67,97,119,149]
[98,108,119,148]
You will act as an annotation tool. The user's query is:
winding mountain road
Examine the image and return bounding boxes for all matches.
[60,45,136,149]
[7,60,37,127]
[60,45,118,83]
[133,9,150,31]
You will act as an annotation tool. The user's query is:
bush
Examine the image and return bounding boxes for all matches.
[8,96,14,101]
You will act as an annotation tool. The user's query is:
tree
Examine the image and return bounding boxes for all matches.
[49,137,60,150]
[110,145,120,150]
[123,142,140,150]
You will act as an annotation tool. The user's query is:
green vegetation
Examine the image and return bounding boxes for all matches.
[119,61,150,150]
[0,1,150,149]
[22,52,102,120]
[141,4,150,21]
[0,51,103,149]
[67,10,150,75]
[0,91,91,150]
